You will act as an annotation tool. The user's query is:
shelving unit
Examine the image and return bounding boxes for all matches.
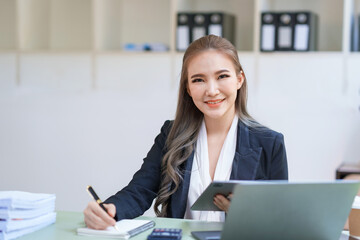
[0,0,359,192]
[257,0,344,52]
[94,0,173,52]
[177,0,255,51]
[0,0,359,86]
[0,0,17,50]
[17,0,92,51]
[350,0,360,51]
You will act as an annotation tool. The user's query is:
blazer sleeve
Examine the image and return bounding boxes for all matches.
[270,133,288,180]
[104,120,172,220]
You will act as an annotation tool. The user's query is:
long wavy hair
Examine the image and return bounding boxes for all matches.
[154,35,256,217]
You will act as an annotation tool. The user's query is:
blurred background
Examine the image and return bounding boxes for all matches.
[1,0,360,216]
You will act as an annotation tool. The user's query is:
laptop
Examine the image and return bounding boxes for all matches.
[191,180,360,240]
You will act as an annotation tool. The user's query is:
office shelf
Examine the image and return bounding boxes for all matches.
[17,0,92,51]
[94,0,172,51]
[0,0,359,86]
[258,0,344,52]
[177,0,255,51]
[0,0,357,53]
[0,0,17,50]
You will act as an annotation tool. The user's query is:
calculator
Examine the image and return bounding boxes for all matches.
[147,228,182,240]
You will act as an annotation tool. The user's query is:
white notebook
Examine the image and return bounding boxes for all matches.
[77,219,155,239]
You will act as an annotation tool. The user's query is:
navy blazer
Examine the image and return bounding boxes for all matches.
[105,120,288,220]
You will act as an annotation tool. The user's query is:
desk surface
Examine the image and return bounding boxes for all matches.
[14,211,358,240]
[16,211,223,240]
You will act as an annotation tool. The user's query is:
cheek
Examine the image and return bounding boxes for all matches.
[188,86,202,99]
[221,83,238,97]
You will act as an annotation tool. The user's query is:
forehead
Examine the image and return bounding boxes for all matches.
[187,50,235,74]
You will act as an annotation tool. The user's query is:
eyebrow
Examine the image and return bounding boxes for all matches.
[190,69,230,79]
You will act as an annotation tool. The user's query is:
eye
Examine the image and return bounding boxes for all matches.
[191,78,204,83]
[218,74,230,79]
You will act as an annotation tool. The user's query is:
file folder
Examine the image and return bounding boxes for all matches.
[192,13,209,42]
[208,12,235,45]
[358,15,360,51]
[260,12,278,52]
[276,13,295,51]
[177,13,192,51]
[352,15,360,51]
[293,12,317,51]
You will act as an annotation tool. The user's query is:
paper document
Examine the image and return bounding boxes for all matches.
[0,191,56,209]
[77,219,155,239]
[0,217,56,240]
[0,191,56,240]
[0,212,56,232]
[0,204,55,220]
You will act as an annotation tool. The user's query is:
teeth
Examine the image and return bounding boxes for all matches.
[207,99,222,104]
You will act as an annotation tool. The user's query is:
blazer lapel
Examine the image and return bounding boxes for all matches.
[170,121,262,217]
[230,121,262,180]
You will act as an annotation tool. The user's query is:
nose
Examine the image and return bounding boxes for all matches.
[206,80,220,96]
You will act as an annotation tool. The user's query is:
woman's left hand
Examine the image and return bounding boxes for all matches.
[213,193,233,213]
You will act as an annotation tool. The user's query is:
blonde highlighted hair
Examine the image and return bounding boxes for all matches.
[154,35,257,217]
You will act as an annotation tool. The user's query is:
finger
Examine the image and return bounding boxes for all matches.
[85,202,115,228]
[213,198,224,210]
[85,213,109,230]
[214,195,231,212]
[103,203,116,218]
[84,203,110,230]
[213,195,225,210]
[91,202,116,226]
[84,206,109,230]
[213,200,222,210]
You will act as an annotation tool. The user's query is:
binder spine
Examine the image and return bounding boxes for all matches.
[260,12,277,52]
[350,13,358,52]
[176,13,192,51]
[309,13,318,51]
[208,12,223,37]
[358,15,360,51]
[276,12,296,51]
[293,12,317,51]
[192,13,209,42]
[354,14,360,51]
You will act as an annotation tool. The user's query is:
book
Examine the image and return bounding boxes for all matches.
[77,219,155,239]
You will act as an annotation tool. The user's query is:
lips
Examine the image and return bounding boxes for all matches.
[205,99,225,104]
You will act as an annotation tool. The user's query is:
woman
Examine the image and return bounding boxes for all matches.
[83,35,288,229]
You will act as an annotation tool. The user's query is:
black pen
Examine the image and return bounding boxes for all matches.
[86,185,120,232]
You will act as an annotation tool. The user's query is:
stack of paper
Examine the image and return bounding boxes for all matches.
[77,219,155,239]
[0,191,56,240]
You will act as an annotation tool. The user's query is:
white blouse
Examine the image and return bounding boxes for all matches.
[184,116,238,222]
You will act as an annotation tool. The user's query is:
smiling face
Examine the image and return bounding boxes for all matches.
[186,50,244,123]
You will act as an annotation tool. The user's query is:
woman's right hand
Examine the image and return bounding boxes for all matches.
[83,202,117,230]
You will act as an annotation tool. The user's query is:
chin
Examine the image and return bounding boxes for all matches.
[203,112,226,120]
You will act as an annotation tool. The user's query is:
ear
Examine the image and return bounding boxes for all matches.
[237,71,244,90]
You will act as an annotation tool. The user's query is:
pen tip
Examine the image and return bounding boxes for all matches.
[114,225,121,232]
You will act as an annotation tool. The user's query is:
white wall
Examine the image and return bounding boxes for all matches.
[0,52,359,214]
